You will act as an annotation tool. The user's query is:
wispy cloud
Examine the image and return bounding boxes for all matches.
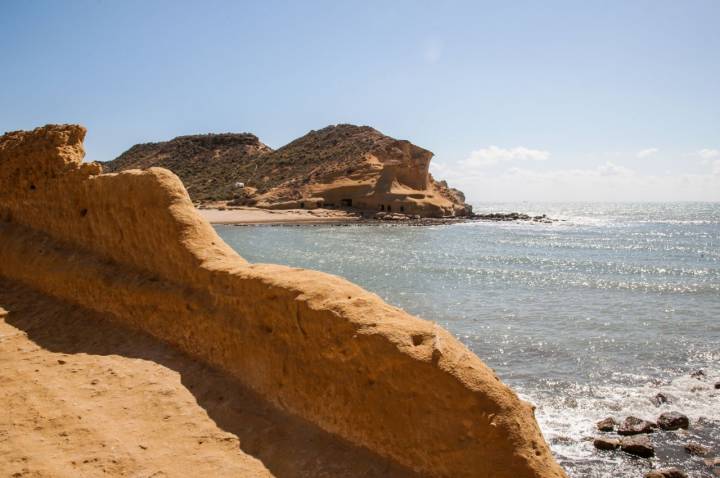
[698,148,720,159]
[429,159,720,202]
[636,148,659,158]
[597,161,633,176]
[461,146,550,168]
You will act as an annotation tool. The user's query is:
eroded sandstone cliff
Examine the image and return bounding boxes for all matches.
[0,124,566,478]
[104,124,470,217]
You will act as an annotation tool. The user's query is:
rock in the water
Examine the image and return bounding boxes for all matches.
[690,369,705,379]
[593,437,620,450]
[620,435,654,457]
[618,416,656,435]
[644,468,687,478]
[650,392,671,407]
[714,381,720,389]
[657,411,689,430]
[684,442,709,456]
[596,417,616,432]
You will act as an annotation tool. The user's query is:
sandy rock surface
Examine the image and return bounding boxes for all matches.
[0,280,416,478]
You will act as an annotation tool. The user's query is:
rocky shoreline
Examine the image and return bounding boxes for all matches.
[204,207,560,227]
[590,370,719,478]
[368,211,557,226]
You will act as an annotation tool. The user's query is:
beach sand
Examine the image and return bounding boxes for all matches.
[198,207,360,225]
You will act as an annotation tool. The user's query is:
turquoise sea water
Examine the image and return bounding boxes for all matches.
[216,202,720,477]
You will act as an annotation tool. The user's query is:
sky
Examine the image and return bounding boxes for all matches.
[2,0,719,202]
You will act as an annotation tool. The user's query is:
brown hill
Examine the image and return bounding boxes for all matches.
[104,132,272,200]
[104,125,470,217]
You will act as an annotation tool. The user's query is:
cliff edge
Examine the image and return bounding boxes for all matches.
[0,124,566,478]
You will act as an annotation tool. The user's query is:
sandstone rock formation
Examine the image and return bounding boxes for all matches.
[0,124,565,478]
[104,124,470,217]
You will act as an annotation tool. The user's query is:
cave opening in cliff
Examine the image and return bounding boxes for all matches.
[387,205,392,212]
[379,205,384,211]
[341,198,352,207]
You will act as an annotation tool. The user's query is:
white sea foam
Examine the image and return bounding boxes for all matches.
[519,369,720,476]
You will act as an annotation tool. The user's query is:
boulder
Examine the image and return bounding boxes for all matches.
[620,435,654,457]
[644,468,687,478]
[714,381,719,389]
[657,412,689,430]
[596,417,616,432]
[593,437,620,450]
[690,369,705,379]
[617,416,656,435]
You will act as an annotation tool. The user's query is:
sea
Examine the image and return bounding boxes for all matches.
[215,202,720,477]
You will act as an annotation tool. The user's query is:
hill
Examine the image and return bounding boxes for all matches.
[104,124,470,217]
[104,132,272,200]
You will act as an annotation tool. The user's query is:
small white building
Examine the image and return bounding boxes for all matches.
[235,182,245,189]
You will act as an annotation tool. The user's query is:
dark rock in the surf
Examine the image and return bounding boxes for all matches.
[644,467,687,478]
[620,435,654,457]
[593,437,620,450]
[469,211,556,223]
[472,212,531,221]
[596,417,616,432]
[690,369,705,379]
[657,411,689,430]
[650,392,671,407]
[550,435,574,446]
[684,442,709,456]
[714,381,720,389]
[617,416,656,435]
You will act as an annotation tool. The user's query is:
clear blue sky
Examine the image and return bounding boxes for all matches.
[2,0,719,201]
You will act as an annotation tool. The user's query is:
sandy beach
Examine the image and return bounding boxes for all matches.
[198,207,361,225]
